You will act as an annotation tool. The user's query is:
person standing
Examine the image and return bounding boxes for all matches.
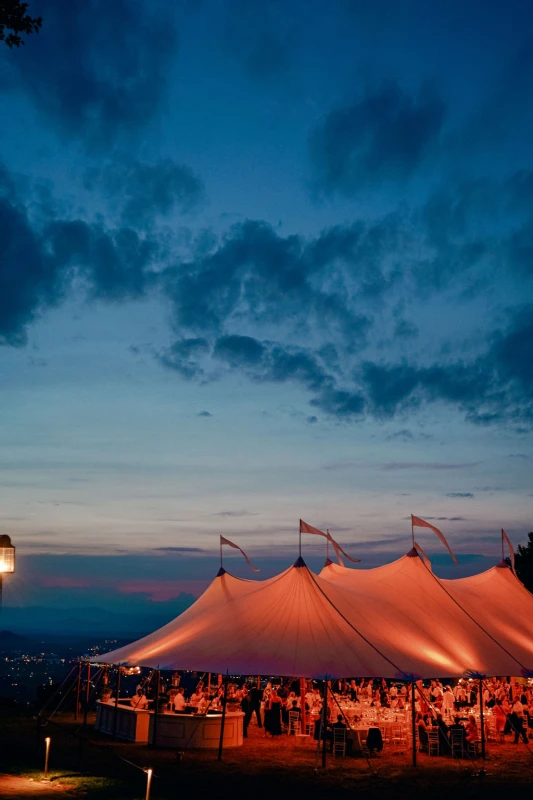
[241,686,251,738]
[249,683,263,728]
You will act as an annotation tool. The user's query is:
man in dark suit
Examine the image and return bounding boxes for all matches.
[249,684,263,728]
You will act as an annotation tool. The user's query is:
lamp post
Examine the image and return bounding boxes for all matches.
[0,535,16,611]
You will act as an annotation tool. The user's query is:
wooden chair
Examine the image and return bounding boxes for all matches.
[288,710,301,736]
[428,728,440,756]
[333,727,346,757]
[450,730,465,758]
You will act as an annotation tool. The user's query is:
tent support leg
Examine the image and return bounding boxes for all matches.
[74,661,82,721]
[83,662,90,729]
[112,667,121,740]
[479,678,486,761]
[217,673,229,761]
[151,670,161,747]
[411,681,417,767]
[321,680,328,768]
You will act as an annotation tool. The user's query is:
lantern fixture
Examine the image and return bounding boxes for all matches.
[0,534,15,609]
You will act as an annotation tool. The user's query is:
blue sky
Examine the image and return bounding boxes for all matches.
[1,0,532,630]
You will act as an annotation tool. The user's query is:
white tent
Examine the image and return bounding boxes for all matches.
[93,551,533,679]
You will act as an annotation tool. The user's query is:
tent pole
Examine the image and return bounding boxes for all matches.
[217,672,229,761]
[83,662,91,729]
[321,679,328,768]
[479,678,486,760]
[151,669,161,747]
[74,661,82,721]
[299,527,302,558]
[220,538,223,569]
[300,678,307,735]
[411,517,414,548]
[411,681,417,767]
[112,666,121,740]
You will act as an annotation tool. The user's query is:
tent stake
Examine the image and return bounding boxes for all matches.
[411,681,417,767]
[217,672,229,761]
[479,678,486,760]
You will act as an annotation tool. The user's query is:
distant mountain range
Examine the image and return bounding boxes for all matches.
[0,605,182,637]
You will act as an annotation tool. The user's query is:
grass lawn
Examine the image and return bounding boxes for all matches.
[1,710,532,799]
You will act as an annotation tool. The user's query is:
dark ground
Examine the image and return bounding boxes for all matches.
[1,710,532,799]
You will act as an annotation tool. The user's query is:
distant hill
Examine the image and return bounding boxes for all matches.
[0,630,34,652]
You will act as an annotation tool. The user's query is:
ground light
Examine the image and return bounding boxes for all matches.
[145,768,153,800]
[43,737,51,778]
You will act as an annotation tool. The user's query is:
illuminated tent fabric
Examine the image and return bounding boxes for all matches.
[93,561,401,678]
[94,552,532,678]
[441,562,533,669]
[318,550,526,678]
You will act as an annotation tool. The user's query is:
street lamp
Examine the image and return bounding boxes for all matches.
[0,535,15,610]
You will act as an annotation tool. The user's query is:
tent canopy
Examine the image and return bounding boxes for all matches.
[93,551,533,679]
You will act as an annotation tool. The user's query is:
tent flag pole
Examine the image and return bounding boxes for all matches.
[501,531,505,563]
[411,516,414,548]
[217,672,229,761]
[220,537,223,570]
[479,677,486,761]
[321,678,328,769]
[299,526,302,558]
[411,681,417,767]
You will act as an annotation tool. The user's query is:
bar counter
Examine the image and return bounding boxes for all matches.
[95,700,244,748]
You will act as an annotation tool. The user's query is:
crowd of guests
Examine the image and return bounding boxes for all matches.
[113,673,533,748]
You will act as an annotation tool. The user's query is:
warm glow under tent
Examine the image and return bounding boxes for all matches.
[94,550,533,679]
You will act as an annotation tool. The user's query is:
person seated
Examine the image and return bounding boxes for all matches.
[417,712,429,752]
[173,687,187,712]
[189,689,204,707]
[448,716,466,750]
[435,712,450,755]
[131,689,149,710]
[465,714,478,743]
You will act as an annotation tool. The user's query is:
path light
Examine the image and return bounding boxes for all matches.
[44,737,51,778]
[0,535,15,610]
[145,768,153,800]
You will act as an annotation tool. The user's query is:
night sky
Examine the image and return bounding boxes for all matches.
[1,1,532,631]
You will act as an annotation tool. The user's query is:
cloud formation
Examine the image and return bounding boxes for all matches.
[6,0,178,149]
[309,81,445,196]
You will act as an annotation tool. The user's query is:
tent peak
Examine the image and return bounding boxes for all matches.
[216,567,226,577]
[324,557,334,567]
[496,559,510,570]
[406,547,419,558]
[293,556,307,568]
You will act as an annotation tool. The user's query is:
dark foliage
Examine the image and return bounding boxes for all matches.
[0,1,42,47]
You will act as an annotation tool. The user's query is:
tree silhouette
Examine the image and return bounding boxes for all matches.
[1,1,42,48]
[508,532,533,593]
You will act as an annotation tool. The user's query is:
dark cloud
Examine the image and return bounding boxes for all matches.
[153,547,204,553]
[0,167,160,344]
[386,429,414,441]
[221,0,295,81]
[197,410,213,418]
[383,462,479,471]
[6,0,178,150]
[210,510,258,517]
[446,492,474,498]
[85,157,204,227]
[163,219,372,342]
[45,220,159,300]
[309,81,445,196]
